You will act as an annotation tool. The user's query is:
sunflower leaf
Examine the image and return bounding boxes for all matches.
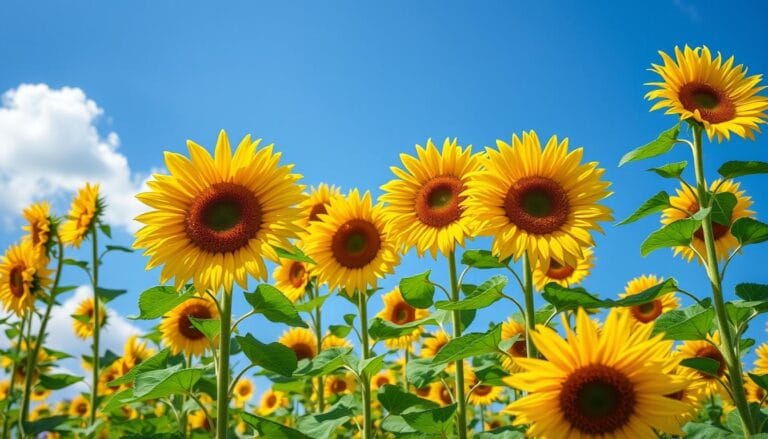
[21,416,70,436]
[377,384,438,415]
[616,191,670,226]
[293,347,351,377]
[648,161,687,179]
[619,123,681,166]
[705,192,737,227]
[244,284,308,328]
[189,317,220,341]
[406,358,447,388]
[461,250,509,269]
[241,412,310,439]
[434,275,507,311]
[104,244,135,254]
[295,294,330,313]
[328,324,351,338]
[541,283,604,311]
[735,283,768,302]
[358,354,386,377]
[295,395,356,437]
[273,245,316,265]
[368,317,435,340]
[402,404,457,434]
[717,160,768,179]
[96,287,127,303]
[38,373,83,390]
[130,365,204,401]
[132,286,195,320]
[640,218,700,256]
[731,217,768,247]
[652,307,714,340]
[110,349,170,387]
[399,270,435,309]
[680,357,720,377]
[748,373,768,392]
[237,333,298,377]
[432,325,502,364]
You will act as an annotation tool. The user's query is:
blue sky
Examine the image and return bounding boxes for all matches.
[1,0,767,398]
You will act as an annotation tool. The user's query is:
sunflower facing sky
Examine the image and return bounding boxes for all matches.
[233,377,255,406]
[71,296,107,339]
[159,296,220,356]
[134,130,306,293]
[379,138,481,258]
[279,327,317,361]
[464,131,613,273]
[0,242,52,316]
[646,45,768,142]
[377,287,428,351]
[60,183,101,248]
[618,275,679,325]
[272,257,310,303]
[532,247,594,291]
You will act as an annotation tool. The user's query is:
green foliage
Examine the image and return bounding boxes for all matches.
[22,416,69,436]
[399,270,435,309]
[242,413,311,438]
[640,219,700,256]
[648,160,687,178]
[295,294,330,313]
[368,316,435,340]
[95,287,127,303]
[236,333,298,376]
[130,365,205,401]
[274,244,316,264]
[244,284,308,328]
[295,396,356,438]
[189,317,221,340]
[717,160,768,179]
[377,384,437,415]
[110,349,170,386]
[406,358,447,388]
[653,305,715,340]
[735,283,768,302]
[541,279,677,312]
[293,347,351,377]
[619,123,681,166]
[402,404,456,434]
[731,217,768,246]
[38,373,83,390]
[461,250,509,269]
[432,325,502,364]
[132,286,195,320]
[435,275,507,311]
[680,357,721,377]
[617,191,670,225]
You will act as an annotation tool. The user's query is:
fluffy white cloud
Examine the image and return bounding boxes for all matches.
[0,83,148,232]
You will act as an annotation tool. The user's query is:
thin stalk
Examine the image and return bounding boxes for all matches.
[691,126,753,435]
[18,312,34,434]
[3,315,27,439]
[448,251,468,439]
[403,349,409,391]
[522,253,538,359]
[90,229,101,427]
[216,291,233,439]
[313,283,325,412]
[357,290,372,439]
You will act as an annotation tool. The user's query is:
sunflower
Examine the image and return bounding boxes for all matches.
[159,296,220,356]
[500,318,527,372]
[3,340,51,384]
[662,179,753,262]
[0,242,52,316]
[533,247,594,291]
[134,130,306,294]
[377,287,428,351]
[233,377,255,406]
[258,389,289,416]
[304,189,399,294]
[504,309,690,438]
[22,202,53,258]
[324,372,357,396]
[464,131,612,272]
[379,138,481,258]
[755,343,768,374]
[272,257,310,303]
[746,374,766,404]
[466,367,503,406]
[68,394,91,418]
[0,380,9,400]
[421,330,450,358]
[371,369,397,391]
[30,404,52,421]
[279,327,317,361]
[60,183,101,248]
[484,413,506,431]
[413,383,434,400]
[300,183,343,227]
[30,386,51,401]
[428,381,455,407]
[646,45,768,142]
[663,356,706,422]
[123,334,155,368]
[98,359,126,395]
[677,332,731,399]
[189,393,213,431]
[322,333,353,350]
[617,275,679,325]
[71,297,107,339]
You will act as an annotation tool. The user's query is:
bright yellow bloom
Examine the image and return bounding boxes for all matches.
[617,275,679,325]
[533,247,594,291]
[258,389,289,416]
[299,183,343,228]
[324,372,357,396]
[500,318,527,372]
[233,377,255,406]
[677,332,731,400]
[68,394,91,418]
[377,287,428,351]
[279,327,317,361]
[428,381,455,407]
[466,366,503,406]
[0,381,9,400]
[371,369,397,391]
[22,202,53,259]
[188,393,213,431]
[272,257,310,303]
[123,334,155,368]
[30,386,51,401]
[159,296,220,356]
[746,374,766,404]
[134,130,305,294]
[30,403,52,421]
[98,358,127,395]
[420,330,450,359]
[60,183,100,248]
[755,343,768,374]
[0,242,52,316]
[71,297,106,339]
[322,333,353,350]
[646,45,768,142]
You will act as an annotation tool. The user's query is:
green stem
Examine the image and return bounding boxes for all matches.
[18,312,34,434]
[403,349,409,391]
[522,253,538,359]
[691,126,753,435]
[448,251,468,439]
[90,228,101,427]
[357,290,372,439]
[3,315,26,439]
[216,291,232,439]
[313,283,325,413]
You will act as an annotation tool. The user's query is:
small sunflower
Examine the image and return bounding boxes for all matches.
[272,257,310,303]
[22,202,53,258]
[484,413,506,431]
[134,130,306,293]
[98,358,126,395]
[464,131,612,272]
[466,367,503,406]
[371,369,397,391]
[504,309,690,438]
[324,372,357,396]
[233,377,255,406]
[663,356,706,422]
[0,381,9,400]
[377,287,428,351]
[428,381,455,407]
[3,340,51,384]
[746,374,766,404]
[71,297,107,339]
[617,275,679,325]
[421,330,450,359]
[123,334,155,368]
[159,297,220,356]
[500,318,527,372]
[304,189,399,294]
[662,179,753,262]
[60,183,101,248]
[677,332,731,399]
[0,242,52,316]
[189,393,213,431]
[258,389,289,416]
[380,138,482,258]
[533,247,594,291]
[279,327,317,361]
[322,333,353,350]
[413,384,434,400]
[755,343,768,374]
[30,386,51,401]
[68,394,91,418]
[300,183,343,227]
[30,403,52,421]
[646,45,768,142]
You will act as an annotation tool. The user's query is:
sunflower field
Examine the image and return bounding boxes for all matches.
[1,45,768,439]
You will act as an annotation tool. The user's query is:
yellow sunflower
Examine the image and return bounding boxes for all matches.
[379,138,482,258]
[258,389,289,416]
[68,394,91,418]
[504,309,690,438]
[428,381,455,407]
[662,179,753,262]
[464,131,612,272]
[22,202,53,258]
[123,334,155,368]
[300,183,343,227]
[71,297,107,339]
[233,377,255,406]
[0,242,52,316]
[134,130,306,294]
[322,333,353,350]
[663,356,707,422]
[304,189,399,294]
[500,318,527,372]
[324,372,357,396]
[677,332,731,400]
[377,287,428,351]
[279,327,317,361]
[30,403,52,421]
[484,413,506,431]
[413,383,434,400]
[3,340,51,384]
[617,275,679,325]
[746,374,766,404]
[646,45,768,142]
[755,343,768,374]
[421,330,450,359]
[272,257,310,303]
[0,380,9,400]
[159,296,220,356]
[466,367,503,406]
[371,369,397,392]
[30,386,51,401]
[98,358,126,395]
[189,393,213,431]
[533,247,594,291]
[60,183,101,248]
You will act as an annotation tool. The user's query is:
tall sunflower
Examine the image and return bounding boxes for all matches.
[504,309,690,438]
[123,334,155,368]
[617,275,679,325]
[22,202,53,258]
[279,327,317,361]
[677,332,731,400]
[134,130,305,293]
[258,389,289,416]
[499,318,527,372]
[71,297,107,339]
[159,296,220,356]
[300,183,342,227]
[646,45,768,142]
[272,257,310,303]
[60,183,101,248]
[464,131,612,272]
[303,189,399,294]
[0,242,52,316]
[662,179,753,262]
[324,372,357,396]
[533,247,594,291]
[379,138,481,258]
[377,287,428,351]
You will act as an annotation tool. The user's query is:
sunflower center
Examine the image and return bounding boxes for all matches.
[75,402,88,416]
[630,299,664,323]
[31,223,43,246]
[693,345,726,378]
[504,177,570,234]
[678,83,736,124]
[177,303,212,341]
[238,384,250,396]
[331,219,381,269]
[546,259,576,280]
[391,302,416,325]
[509,338,528,357]
[185,183,262,254]
[415,386,431,397]
[560,364,636,435]
[375,376,390,387]
[330,379,347,393]
[309,203,328,222]
[474,384,493,397]
[414,175,465,228]
[9,266,25,297]
[291,342,315,361]
[687,201,730,240]
[440,387,453,405]
[289,262,307,288]
[266,394,277,407]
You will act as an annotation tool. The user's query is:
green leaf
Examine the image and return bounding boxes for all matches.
[358,354,386,377]
[640,219,700,256]
[22,415,69,435]
[435,275,507,311]
[132,286,194,320]
[541,284,603,312]
[52,285,77,295]
[38,373,83,390]
[653,307,714,340]
[380,415,417,434]
[369,316,435,341]
[100,388,135,413]
[295,294,329,313]
[707,192,737,227]
[131,365,204,401]
[433,308,475,333]
[63,258,89,270]
[406,358,447,388]
[295,396,355,438]
[725,302,757,328]
[474,429,526,439]
[748,373,768,391]
[461,250,509,269]
[433,325,502,364]
[343,313,356,326]
[682,422,731,439]
[274,245,316,265]
[399,270,435,309]
[717,160,768,179]
[328,325,351,338]
[402,404,456,434]
[735,283,768,302]
[731,217,768,246]
[236,334,298,377]
[96,287,127,303]
[241,412,310,439]
[110,349,170,387]
[619,123,681,166]
[377,384,438,415]
[680,357,720,376]
[189,317,220,340]
[104,245,135,254]
[617,191,670,226]
[244,284,307,328]
[99,223,112,238]
[294,347,351,377]
[648,161,687,179]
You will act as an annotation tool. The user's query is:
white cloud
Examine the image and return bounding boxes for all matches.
[673,0,702,23]
[0,83,148,232]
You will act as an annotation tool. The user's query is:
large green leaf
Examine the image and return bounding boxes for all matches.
[648,161,687,179]
[735,283,768,302]
[244,284,307,328]
[295,294,329,313]
[707,192,737,227]
[619,123,681,166]
[717,160,768,179]
[461,250,509,269]
[680,357,720,377]
[96,287,127,303]
[38,373,83,390]
[432,325,502,364]
[435,275,507,311]
[189,317,220,341]
[399,270,435,309]
[22,415,69,435]
[131,365,204,401]
[617,191,670,226]
[402,404,457,434]
[236,334,298,377]
[132,286,194,320]
[541,284,603,312]
[110,349,170,386]
[242,412,310,438]
[731,217,768,246]
[368,317,435,340]
[274,245,316,264]
[377,384,438,415]
[652,307,714,340]
[293,347,351,377]
[295,398,355,438]
[406,358,447,388]
[640,219,700,256]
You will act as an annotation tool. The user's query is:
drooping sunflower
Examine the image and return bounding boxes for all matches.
[134,130,306,294]
[662,179,753,262]
[322,333,353,350]
[68,394,91,418]
[272,257,310,303]
[22,202,53,259]
[300,183,343,227]
[379,138,482,258]
[533,247,594,291]
[617,275,679,325]
[421,330,450,359]
[324,372,357,396]
[258,389,289,416]
[0,242,52,316]
[646,45,768,142]
[60,183,101,248]
[279,327,317,361]
[304,189,399,294]
[500,318,527,372]
[464,131,612,272]
[755,343,768,374]
[677,332,731,400]
[466,367,504,406]
[504,309,690,438]
[371,369,398,391]
[159,296,220,356]
[377,287,428,351]
[71,297,107,339]
[233,377,255,406]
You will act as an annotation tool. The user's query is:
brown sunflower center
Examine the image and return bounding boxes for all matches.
[560,364,636,435]
[31,223,43,246]
[488,420,502,429]
[75,402,88,416]
[9,266,25,297]
[375,376,391,388]
[504,177,570,234]
[289,262,307,288]
[266,394,277,408]
[630,299,664,323]
[546,259,576,280]
[688,202,730,240]
[238,384,251,396]
[678,82,736,124]
[473,384,493,397]
[309,203,328,222]
[177,303,212,341]
[330,378,348,393]
[414,175,465,227]
[291,342,315,361]
[391,301,416,325]
[415,386,431,397]
[440,387,453,405]
[508,338,528,358]
[185,182,262,254]
[693,345,726,378]
[331,219,381,269]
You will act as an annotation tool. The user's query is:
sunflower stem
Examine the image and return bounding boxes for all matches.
[690,125,754,435]
[216,291,232,439]
[89,227,101,427]
[356,290,372,439]
[313,282,325,413]
[3,314,26,439]
[522,252,538,359]
[448,251,468,439]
